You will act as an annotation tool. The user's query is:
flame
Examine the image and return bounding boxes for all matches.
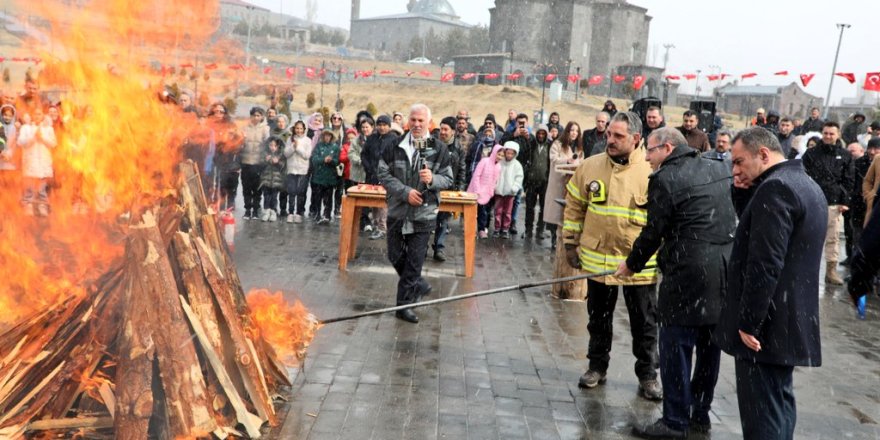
[0,0,223,326]
[246,289,320,366]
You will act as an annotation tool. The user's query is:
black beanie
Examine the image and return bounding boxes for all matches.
[440,116,457,129]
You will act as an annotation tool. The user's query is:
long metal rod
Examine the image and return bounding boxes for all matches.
[319,270,615,325]
[823,23,850,119]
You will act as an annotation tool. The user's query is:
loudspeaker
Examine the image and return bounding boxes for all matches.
[689,100,716,133]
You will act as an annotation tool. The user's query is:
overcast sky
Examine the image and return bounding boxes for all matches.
[249,0,876,105]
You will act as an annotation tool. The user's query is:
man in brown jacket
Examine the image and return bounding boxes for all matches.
[677,110,710,152]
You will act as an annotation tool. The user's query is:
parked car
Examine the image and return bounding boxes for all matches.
[406,57,431,65]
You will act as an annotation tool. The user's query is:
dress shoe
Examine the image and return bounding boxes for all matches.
[414,284,433,303]
[638,379,663,401]
[433,249,447,262]
[689,416,711,433]
[632,419,686,439]
[395,308,419,323]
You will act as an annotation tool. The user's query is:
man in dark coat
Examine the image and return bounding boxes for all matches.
[431,116,468,262]
[618,128,736,439]
[842,112,867,145]
[583,112,610,157]
[520,124,552,239]
[677,110,710,152]
[715,127,826,440]
[799,107,824,134]
[363,115,401,239]
[848,195,880,313]
[802,121,854,285]
[377,104,453,323]
[501,113,535,235]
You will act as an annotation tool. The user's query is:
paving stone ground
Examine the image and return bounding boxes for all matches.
[231,208,880,440]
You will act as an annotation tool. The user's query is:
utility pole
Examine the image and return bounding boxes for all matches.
[823,23,851,119]
[335,65,342,111]
[575,66,581,102]
[319,60,326,109]
[540,64,548,123]
[662,44,675,71]
[695,69,702,97]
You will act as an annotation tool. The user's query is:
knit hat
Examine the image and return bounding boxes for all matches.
[870,121,880,131]
[484,113,497,125]
[440,116,457,129]
[376,114,392,126]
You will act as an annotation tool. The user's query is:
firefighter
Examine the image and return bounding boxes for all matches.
[562,111,661,401]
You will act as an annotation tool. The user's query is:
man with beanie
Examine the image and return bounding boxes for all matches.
[502,113,536,236]
[802,121,854,285]
[432,116,468,262]
[363,114,397,239]
[520,124,551,239]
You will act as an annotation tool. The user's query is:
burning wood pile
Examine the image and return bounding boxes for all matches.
[0,162,313,439]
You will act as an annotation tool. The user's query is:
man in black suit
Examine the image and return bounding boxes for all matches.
[714,127,827,440]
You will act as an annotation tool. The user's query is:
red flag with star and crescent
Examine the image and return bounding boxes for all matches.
[588,75,604,85]
[865,73,880,91]
[613,75,626,83]
[835,72,855,84]
[633,75,646,90]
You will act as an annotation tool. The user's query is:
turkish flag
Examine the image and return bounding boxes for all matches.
[180,63,194,69]
[683,74,697,80]
[263,67,272,75]
[363,70,374,78]
[588,75,603,85]
[567,74,581,83]
[613,75,626,83]
[486,73,500,80]
[706,74,720,81]
[405,71,415,77]
[354,70,362,79]
[633,75,646,90]
[441,73,455,82]
[774,70,789,76]
[507,72,522,81]
[665,75,680,81]
[305,67,316,79]
[741,72,757,79]
[379,70,394,75]
[461,73,476,80]
[800,73,815,87]
[864,72,880,91]
[544,73,557,82]
[835,72,855,84]
[285,67,296,79]
[228,64,245,71]
[205,63,218,70]
[419,70,432,77]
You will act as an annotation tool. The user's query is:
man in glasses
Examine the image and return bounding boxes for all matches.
[618,127,736,438]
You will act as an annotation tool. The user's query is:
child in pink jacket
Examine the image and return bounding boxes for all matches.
[467,144,503,239]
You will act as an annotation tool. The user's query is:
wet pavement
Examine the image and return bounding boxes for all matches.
[231,209,880,440]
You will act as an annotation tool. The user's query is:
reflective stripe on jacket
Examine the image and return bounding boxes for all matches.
[562,146,656,286]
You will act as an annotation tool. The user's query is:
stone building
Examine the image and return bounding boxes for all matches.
[716,83,823,119]
[488,0,652,94]
[349,0,471,58]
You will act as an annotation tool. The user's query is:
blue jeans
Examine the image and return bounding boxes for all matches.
[735,359,796,440]
[433,211,451,251]
[659,325,721,431]
[477,203,492,231]
[510,189,522,230]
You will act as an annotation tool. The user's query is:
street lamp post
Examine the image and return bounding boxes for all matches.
[695,69,702,98]
[708,64,721,96]
[823,23,851,119]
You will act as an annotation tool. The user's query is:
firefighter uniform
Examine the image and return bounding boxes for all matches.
[563,146,659,381]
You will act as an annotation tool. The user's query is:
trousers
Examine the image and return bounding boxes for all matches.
[735,359,796,440]
[387,219,431,306]
[659,325,721,430]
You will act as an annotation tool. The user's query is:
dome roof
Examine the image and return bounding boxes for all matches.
[412,0,458,19]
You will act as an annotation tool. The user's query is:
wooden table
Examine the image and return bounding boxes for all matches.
[338,188,478,277]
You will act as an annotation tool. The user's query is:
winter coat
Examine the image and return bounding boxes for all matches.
[306,113,324,147]
[848,195,880,300]
[542,140,581,226]
[521,136,551,189]
[377,133,453,234]
[495,147,524,196]
[211,119,243,175]
[563,147,656,286]
[310,141,340,187]
[284,134,312,175]
[777,132,794,158]
[348,136,367,183]
[466,134,499,183]
[0,106,15,171]
[260,149,287,190]
[852,155,871,224]
[802,140,854,206]
[582,127,606,157]
[241,121,270,165]
[842,113,867,145]
[271,127,291,143]
[714,159,826,367]
[362,132,397,184]
[440,135,468,191]
[626,145,736,326]
[800,116,825,135]
[467,144,503,205]
[17,118,56,179]
[642,119,666,143]
[863,155,880,225]
[677,126,710,152]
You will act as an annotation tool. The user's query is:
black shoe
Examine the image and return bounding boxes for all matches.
[632,419,686,439]
[414,284,433,303]
[433,249,447,262]
[524,229,533,238]
[395,308,419,323]
[509,226,518,235]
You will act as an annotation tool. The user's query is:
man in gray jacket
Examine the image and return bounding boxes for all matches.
[377,104,453,323]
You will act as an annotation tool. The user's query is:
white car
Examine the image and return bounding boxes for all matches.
[406,57,431,65]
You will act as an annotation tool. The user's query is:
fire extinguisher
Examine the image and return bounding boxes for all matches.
[221,209,236,250]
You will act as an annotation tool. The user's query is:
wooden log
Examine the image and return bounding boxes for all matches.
[171,232,225,357]
[27,416,114,432]
[114,274,156,440]
[180,296,263,438]
[194,237,277,426]
[551,233,589,301]
[121,213,217,437]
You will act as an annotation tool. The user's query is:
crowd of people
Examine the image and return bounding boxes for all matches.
[4,76,880,439]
